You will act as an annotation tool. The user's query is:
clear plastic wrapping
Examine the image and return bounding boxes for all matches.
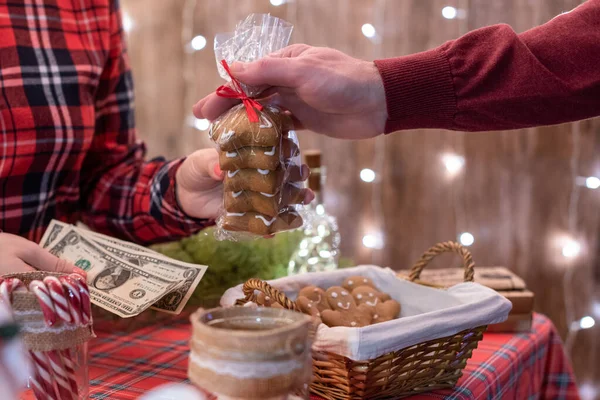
[214,14,293,97]
[210,14,307,240]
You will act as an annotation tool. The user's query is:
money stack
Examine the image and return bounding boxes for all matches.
[40,220,208,318]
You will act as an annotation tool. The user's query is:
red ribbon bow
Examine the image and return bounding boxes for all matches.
[215,60,263,123]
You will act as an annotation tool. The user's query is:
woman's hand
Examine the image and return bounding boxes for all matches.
[176,148,224,220]
[176,148,313,220]
[0,232,78,275]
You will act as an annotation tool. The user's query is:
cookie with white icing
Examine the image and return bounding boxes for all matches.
[256,292,284,309]
[342,276,377,292]
[220,146,280,171]
[223,165,305,195]
[221,211,303,236]
[224,184,308,217]
[296,296,323,319]
[372,301,401,324]
[321,286,372,328]
[210,105,289,151]
[352,286,400,324]
[297,286,330,313]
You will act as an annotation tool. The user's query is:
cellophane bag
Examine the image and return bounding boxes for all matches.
[210,14,308,241]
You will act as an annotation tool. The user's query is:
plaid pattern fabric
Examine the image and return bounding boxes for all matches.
[0,0,206,244]
[89,313,580,399]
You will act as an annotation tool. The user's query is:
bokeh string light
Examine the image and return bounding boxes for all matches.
[446,2,471,251]
[362,0,387,265]
[122,11,134,33]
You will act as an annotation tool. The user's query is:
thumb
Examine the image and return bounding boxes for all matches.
[230,57,300,88]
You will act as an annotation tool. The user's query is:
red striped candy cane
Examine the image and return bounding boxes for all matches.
[60,348,79,395]
[29,371,48,400]
[0,278,25,304]
[29,281,57,327]
[59,276,82,326]
[71,275,91,325]
[47,350,76,400]
[43,277,72,324]
[29,351,58,400]
[11,278,26,292]
[0,279,8,304]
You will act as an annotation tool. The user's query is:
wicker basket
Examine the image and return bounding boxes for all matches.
[235,241,487,400]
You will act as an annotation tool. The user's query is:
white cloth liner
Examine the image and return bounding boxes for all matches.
[221,265,512,361]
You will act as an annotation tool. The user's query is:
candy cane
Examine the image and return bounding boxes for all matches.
[60,348,79,396]
[29,281,57,327]
[0,279,8,304]
[11,278,26,293]
[28,371,48,400]
[43,277,72,324]
[59,276,82,326]
[29,351,58,400]
[44,277,78,399]
[71,275,91,325]
[0,278,25,304]
[47,350,76,400]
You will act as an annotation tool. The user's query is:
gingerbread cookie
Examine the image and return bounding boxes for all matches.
[224,184,308,217]
[219,138,300,172]
[352,286,382,308]
[297,286,330,312]
[256,292,284,309]
[377,292,391,302]
[371,300,401,324]
[352,286,400,324]
[221,211,303,236]
[342,276,376,292]
[296,296,322,318]
[223,164,307,194]
[210,106,287,151]
[320,286,372,328]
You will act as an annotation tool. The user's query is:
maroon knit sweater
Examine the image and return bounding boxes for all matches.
[374,0,600,133]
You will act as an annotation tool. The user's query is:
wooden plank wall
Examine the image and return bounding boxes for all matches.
[121,0,599,387]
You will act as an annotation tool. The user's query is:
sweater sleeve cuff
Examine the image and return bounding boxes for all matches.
[151,158,213,237]
[374,47,457,133]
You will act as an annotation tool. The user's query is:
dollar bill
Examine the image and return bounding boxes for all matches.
[40,219,68,248]
[82,229,163,257]
[46,227,179,318]
[90,237,206,314]
[41,220,208,315]
[42,220,160,257]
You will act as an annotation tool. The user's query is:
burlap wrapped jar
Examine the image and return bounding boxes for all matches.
[188,307,314,400]
[3,271,94,400]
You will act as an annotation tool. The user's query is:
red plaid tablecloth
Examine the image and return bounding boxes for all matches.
[88,313,580,399]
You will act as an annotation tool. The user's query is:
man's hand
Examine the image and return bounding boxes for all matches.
[0,232,78,275]
[193,45,387,140]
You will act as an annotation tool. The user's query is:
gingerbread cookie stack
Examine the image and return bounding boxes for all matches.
[210,104,305,236]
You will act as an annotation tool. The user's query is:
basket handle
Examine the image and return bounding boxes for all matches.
[408,241,475,283]
[237,278,298,311]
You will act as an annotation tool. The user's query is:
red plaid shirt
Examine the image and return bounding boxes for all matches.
[0,0,208,244]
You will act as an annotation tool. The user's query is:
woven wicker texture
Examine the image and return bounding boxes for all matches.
[237,241,486,399]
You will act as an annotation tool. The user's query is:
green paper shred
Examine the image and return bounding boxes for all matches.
[151,227,306,307]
